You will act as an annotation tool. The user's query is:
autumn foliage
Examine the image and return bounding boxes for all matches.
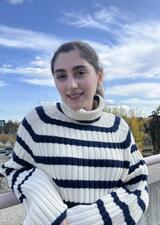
[104,107,145,151]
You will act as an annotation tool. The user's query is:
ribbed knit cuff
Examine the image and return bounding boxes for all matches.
[11,168,67,225]
[66,186,148,225]
[67,203,103,225]
[51,210,67,225]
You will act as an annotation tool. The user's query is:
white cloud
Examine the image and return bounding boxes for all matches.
[89,27,160,81]
[0,80,6,87]
[0,25,62,52]
[100,41,160,80]
[121,98,160,106]
[21,78,55,87]
[0,8,160,101]
[105,98,115,104]
[1,15,160,82]
[61,12,110,31]
[6,0,29,5]
[61,6,132,32]
[0,56,55,87]
[61,7,160,80]
[106,82,160,99]
[0,56,51,78]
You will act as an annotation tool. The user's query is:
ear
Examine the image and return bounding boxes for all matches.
[97,69,103,84]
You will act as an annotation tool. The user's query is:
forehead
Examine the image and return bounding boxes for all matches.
[54,50,91,71]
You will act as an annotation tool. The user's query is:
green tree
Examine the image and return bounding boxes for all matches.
[4,120,19,136]
[149,106,160,154]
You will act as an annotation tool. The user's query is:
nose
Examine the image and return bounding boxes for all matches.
[68,77,78,89]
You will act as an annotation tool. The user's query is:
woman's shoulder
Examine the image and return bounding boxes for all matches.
[21,103,57,127]
[102,111,129,131]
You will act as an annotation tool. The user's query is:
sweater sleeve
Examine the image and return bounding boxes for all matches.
[0,115,67,225]
[67,128,149,225]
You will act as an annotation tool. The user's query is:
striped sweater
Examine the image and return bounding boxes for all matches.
[0,95,149,225]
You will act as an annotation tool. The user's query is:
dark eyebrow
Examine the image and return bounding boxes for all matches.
[54,69,66,74]
[54,65,87,74]
[73,65,88,71]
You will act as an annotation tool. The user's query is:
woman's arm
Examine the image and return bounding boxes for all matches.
[0,114,67,225]
[67,132,149,225]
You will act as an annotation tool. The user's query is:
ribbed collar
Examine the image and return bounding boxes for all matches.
[56,95,105,123]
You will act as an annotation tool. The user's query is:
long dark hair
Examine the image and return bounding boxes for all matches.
[51,41,104,97]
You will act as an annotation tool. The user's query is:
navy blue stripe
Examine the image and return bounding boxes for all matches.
[131,144,137,153]
[35,106,121,133]
[64,201,80,208]
[1,164,14,176]
[125,175,148,186]
[22,118,131,149]
[17,167,35,194]
[19,194,26,203]
[36,157,129,168]
[129,160,145,174]
[53,179,123,189]
[17,167,36,202]
[133,190,146,212]
[51,210,67,225]
[124,187,147,213]
[6,168,14,176]
[37,157,130,167]
[145,185,149,192]
[2,164,6,169]
[12,152,33,168]
[17,135,34,158]
[11,167,28,190]
[96,199,112,225]
[111,192,136,225]
[56,102,63,114]
[57,103,101,124]
[16,134,130,168]
[64,201,90,208]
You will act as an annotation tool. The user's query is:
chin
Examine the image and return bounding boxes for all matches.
[67,102,84,111]
[70,105,82,111]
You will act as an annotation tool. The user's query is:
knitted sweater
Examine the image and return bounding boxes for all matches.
[0,95,149,225]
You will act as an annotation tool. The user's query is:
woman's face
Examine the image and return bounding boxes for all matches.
[53,50,102,111]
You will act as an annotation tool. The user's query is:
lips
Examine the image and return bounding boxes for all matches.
[67,92,84,101]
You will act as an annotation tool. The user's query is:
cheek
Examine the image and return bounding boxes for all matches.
[83,78,98,91]
[55,82,66,95]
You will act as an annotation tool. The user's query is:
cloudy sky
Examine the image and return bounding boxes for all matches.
[0,0,160,121]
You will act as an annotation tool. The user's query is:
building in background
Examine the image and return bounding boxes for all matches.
[0,120,5,133]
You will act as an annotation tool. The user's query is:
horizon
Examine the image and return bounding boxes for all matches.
[0,0,160,121]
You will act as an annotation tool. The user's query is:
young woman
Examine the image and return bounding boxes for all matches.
[0,41,149,225]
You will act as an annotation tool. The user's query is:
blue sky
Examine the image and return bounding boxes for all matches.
[0,0,160,121]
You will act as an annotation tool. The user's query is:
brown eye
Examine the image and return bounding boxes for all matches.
[79,71,85,74]
[55,74,67,81]
[76,70,86,78]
